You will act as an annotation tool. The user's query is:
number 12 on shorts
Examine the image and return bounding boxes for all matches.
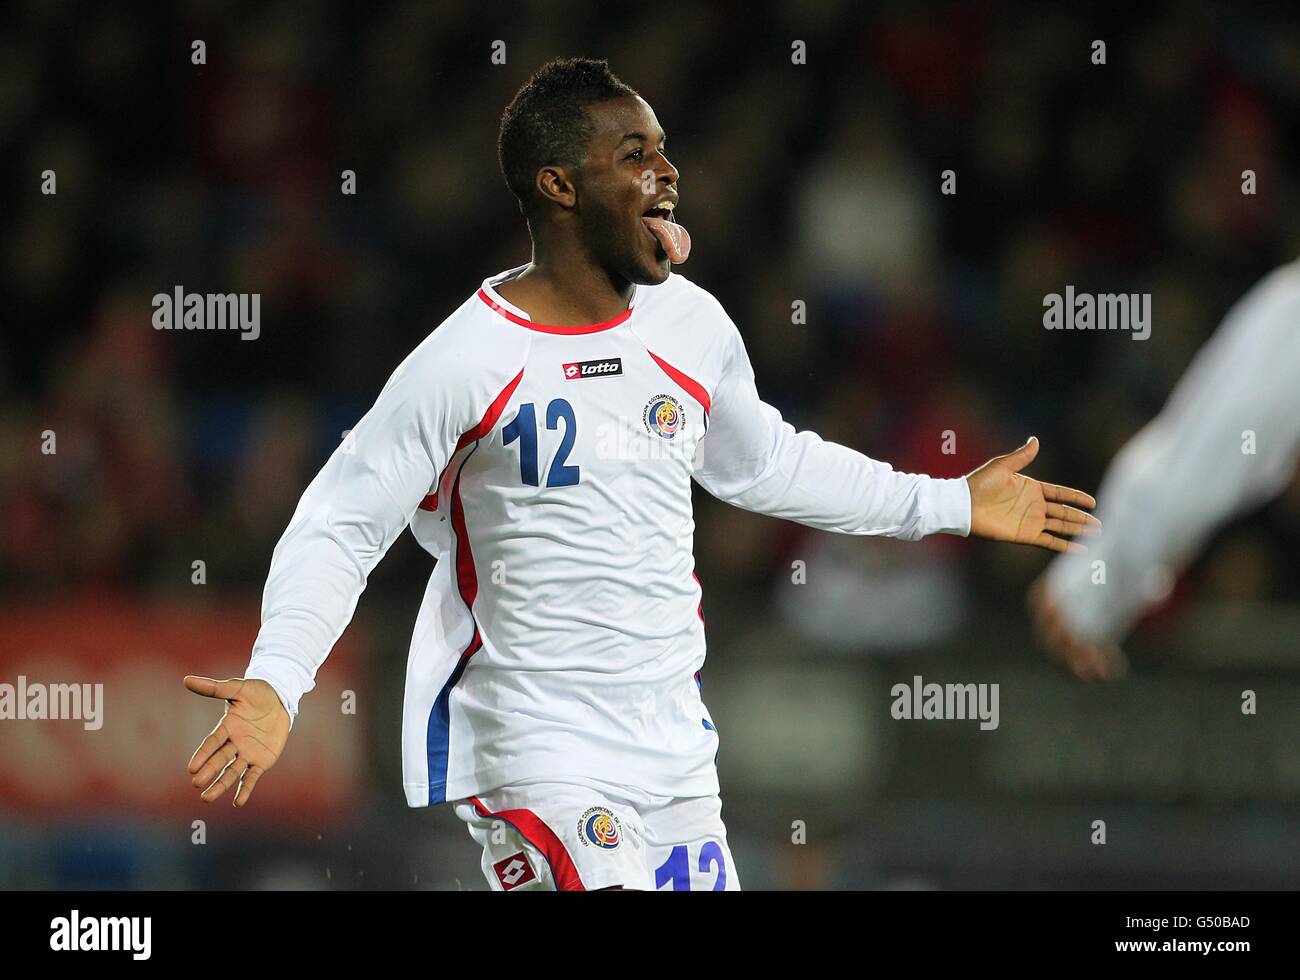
[654,841,727,891]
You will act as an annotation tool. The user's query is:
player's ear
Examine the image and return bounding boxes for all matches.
[535,165,577,210]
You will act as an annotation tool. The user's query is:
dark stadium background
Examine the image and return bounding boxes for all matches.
[2,1,1298,889]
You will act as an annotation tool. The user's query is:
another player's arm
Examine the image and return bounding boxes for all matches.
[185,337,484,806]
[1033,263,1300,680]
[692,314,1099,551]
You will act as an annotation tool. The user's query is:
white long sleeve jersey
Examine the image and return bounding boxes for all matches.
[245,265,972,806]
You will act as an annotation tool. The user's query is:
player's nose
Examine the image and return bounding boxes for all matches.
[655,152,679,188]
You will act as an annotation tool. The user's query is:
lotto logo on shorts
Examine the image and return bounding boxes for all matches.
[492,851,537,890]
[576,806,622,849]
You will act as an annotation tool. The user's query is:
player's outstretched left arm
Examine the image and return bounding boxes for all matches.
[184,675,290,807]
[691,311,1100,549]
[965,436,1100,554]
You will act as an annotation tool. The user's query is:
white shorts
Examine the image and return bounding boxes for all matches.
[453,776,740,891]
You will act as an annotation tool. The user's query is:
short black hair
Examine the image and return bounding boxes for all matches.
[498,57,637,215]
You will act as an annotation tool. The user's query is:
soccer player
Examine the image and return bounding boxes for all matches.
[184,58,1099,891]
[1031,260,1300,681]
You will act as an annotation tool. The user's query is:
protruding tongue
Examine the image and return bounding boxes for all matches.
[642,216,692,264]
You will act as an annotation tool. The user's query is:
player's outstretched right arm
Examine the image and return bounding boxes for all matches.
[241,344,472,721]
[182,316,513,805]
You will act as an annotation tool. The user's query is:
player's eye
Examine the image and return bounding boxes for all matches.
[625,147,643,161]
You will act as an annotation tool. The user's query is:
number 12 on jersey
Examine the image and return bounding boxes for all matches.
[502,399,580,488]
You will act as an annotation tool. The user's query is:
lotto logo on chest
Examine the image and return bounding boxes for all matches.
[562,357,623,380]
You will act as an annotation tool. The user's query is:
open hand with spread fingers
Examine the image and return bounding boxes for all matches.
[184,675,290,807]
[965,436,1100,554]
